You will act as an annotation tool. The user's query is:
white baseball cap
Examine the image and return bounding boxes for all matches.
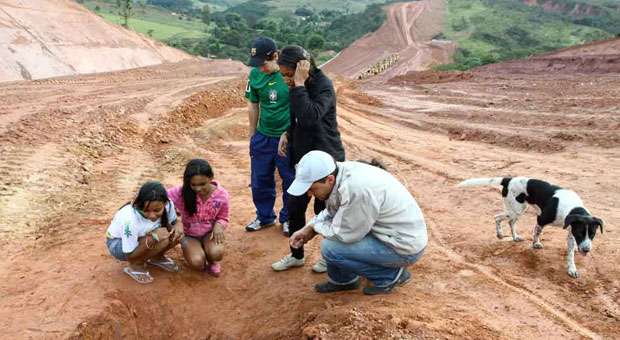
[287,150,336,196]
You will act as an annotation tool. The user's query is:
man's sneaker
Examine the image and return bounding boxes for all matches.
[363,268,411,295]
[315,279,360,293]
[271,254,305,271]
[245,219,275,232]
[282,221,290,236]
[312,256,327,273]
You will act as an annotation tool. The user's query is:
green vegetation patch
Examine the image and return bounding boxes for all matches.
[439,0,615,71]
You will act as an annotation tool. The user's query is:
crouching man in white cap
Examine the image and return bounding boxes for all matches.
[288,150,428,295]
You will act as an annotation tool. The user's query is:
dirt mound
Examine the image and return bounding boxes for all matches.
[477,38,620,75]
[0,0,193,82]
[388,70,474,85]
[323,0,455,81]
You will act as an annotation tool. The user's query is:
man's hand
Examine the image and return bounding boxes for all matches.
[289,225,316,249]
[210,224,225,245]
[294,60,311,87]
[278,133,288,157]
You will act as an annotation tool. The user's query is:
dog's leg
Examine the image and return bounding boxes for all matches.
[532,224,544,249]
[566,231,579,278]
[494,213,509,239]
[509,218,524,242]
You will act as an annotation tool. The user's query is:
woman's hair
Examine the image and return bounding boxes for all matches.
[123,181,170,229]
[278,45,318,73]
[182,159,214,216]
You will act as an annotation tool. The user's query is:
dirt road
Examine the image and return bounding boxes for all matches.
[323,0,455,80]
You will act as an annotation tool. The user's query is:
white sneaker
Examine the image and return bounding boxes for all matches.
[245,219,274,232]
[282,222,290,236]
[271,254,304,271]
[312,256,327,273]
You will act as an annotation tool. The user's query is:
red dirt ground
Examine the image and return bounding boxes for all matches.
[1,2,619,340]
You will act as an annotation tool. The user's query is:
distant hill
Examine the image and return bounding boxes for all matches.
[522,0,620,33]
[0,0,192,82]
[439,0,619,70]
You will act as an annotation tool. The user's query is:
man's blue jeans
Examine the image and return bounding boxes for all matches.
[250,131,295,224]
[321,234,425,287]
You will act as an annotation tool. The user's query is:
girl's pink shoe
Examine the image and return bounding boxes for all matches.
[207,262,221,277]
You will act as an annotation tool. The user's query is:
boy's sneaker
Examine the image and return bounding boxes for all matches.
[282,222,290,236]
[315,279,360,293]
[363,268,411,295]
[245,219,275,232]
[271,254,304,271]
[312,256,327,273]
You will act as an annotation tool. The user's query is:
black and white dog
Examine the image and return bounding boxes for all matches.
[457,177,604,278]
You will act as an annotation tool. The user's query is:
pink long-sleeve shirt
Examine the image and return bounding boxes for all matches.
[167,182,230,238]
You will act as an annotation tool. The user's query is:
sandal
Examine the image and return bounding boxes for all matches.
[147,256,180,272]
[206,262,221,277]
[123,266,154,284]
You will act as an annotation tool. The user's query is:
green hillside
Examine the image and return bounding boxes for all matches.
[79,1,620,69]
[80,0,395,63]
[439,0,619,70]
[82,1,208,41]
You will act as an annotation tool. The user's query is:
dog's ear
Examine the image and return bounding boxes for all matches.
[564,214,581,229]
[591,217,604,233]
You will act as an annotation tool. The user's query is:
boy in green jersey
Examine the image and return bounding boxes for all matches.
[244,37,295,235]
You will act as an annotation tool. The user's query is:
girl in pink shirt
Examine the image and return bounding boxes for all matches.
[168,159,229,276]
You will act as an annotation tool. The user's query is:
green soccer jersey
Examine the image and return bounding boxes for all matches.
[245,68,290,137]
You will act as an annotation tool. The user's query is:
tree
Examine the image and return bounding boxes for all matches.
[148,0,193,12]
[306,34,325,50]
[202,5,211,26]
[116,0,133,28]
[295,7,314,17]
[138,1,147,14]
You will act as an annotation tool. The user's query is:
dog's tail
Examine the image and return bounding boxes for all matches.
[457,177,506,188]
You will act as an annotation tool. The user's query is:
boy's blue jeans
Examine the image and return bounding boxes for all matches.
[321,234,425,287]
[250,131,295,224]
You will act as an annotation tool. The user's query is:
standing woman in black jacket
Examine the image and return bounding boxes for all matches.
[271,45,346,272]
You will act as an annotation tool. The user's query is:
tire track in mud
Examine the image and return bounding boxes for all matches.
[0,143,82,238]
[424,213,600,339]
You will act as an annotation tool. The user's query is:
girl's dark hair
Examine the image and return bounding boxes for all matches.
[182,159,214,216]
[125,181,171,230]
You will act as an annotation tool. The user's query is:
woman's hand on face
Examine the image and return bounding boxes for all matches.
[278,133,288,157]
[294,60,311,87]
[211,224,225,245]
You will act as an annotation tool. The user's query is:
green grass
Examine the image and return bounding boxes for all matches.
[440,0,614,70]
[83,1,208,41]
